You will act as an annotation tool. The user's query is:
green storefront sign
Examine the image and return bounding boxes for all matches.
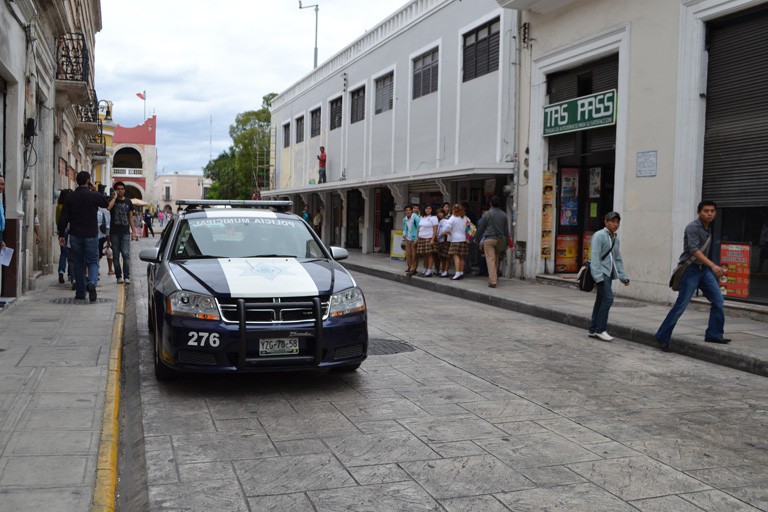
[543,89,617,136]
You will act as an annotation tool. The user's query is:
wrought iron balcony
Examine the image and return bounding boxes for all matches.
[55,33,91,106]
[76,90,99,134]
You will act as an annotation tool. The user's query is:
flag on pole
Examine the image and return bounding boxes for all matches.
[136,92,145,100]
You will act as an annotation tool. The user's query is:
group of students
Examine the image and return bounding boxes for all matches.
[402,196,511,287]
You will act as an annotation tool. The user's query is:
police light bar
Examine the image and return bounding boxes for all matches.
[176,199,293,207]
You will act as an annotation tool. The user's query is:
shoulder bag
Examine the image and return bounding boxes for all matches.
[668,233,712,291]
[577,234,615,292]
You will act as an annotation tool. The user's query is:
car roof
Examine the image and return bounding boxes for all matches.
[177,208,299,221]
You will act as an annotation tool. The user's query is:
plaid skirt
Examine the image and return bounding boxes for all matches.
[438,241,450,258]
[448,241,468,256]
[416,238,435,255]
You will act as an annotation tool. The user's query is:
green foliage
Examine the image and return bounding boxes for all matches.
[204,93,276,199]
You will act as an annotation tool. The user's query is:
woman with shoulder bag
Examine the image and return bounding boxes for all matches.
[588,212,630,342]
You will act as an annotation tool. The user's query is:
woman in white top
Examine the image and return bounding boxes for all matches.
[415,204,438,276]
[436,210,451,277]
[444,203,469,280]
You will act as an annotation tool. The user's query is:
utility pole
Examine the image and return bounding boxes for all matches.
[298,1,319,68]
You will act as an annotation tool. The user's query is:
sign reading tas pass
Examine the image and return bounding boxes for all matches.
[543,89,617,136]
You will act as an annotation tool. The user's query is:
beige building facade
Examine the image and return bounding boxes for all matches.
[503,0,768,305]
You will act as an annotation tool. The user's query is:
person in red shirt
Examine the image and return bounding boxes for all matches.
[317,146,327,184]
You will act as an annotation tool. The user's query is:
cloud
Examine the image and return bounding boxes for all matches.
[96,0,406,173]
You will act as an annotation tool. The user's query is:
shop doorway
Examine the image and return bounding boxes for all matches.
[346,189,364,249]
[330,193,343,246]
[374,188,394,254]
[554,160,614,273]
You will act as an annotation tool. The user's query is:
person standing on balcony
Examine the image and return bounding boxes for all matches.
[317,146,327,184]
[108,181,135,285]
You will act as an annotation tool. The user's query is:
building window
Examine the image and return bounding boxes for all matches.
[164,186,171,201]
[350,87,365,124]
[296,116,304,143]
[310,108,321,137]
[283,123,290,148]
[330,97,343,130]
[463,18,500,82]
[413,47,439,100]
[375,72,394,114]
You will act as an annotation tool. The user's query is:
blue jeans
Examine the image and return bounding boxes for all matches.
[318,168,326,184]
[656,265,724,343]
[110,233,131,279]
[69,235,99,299]
[58,243,71,279]
[589,274,614,334]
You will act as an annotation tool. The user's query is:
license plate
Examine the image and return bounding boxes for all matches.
[259,337,299,356]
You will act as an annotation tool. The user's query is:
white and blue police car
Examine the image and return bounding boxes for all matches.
[140,200,367,380]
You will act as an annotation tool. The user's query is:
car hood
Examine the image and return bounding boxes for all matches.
[168,257,354,298]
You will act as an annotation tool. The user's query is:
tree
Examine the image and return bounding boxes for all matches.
[204,93,276,199]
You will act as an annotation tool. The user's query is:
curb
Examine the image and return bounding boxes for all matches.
[91,284,125,512]
[344,262,768,378]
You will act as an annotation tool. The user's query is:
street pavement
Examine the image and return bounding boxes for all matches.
[341,252,768,378]
[0,238,767,511]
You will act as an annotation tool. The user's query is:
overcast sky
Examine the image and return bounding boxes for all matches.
[95,0,407,175]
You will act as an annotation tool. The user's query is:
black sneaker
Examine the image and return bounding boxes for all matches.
[58,273,65,284]
[704,337,731,344]
[88,283,97,302]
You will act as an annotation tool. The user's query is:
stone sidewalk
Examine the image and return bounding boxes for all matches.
[342,251,768,378]
[0,262,122,512]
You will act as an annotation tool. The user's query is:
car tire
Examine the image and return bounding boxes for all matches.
[152,331,176,381]
[331,362,361,372]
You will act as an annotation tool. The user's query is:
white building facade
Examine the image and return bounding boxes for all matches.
[270,0,768,307]
[269,0,518,260]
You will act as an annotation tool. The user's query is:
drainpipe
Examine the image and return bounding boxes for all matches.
[507,10,522,279]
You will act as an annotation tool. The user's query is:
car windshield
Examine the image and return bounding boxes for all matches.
[170,216,326,259]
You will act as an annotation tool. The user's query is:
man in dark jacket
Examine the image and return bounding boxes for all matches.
[476,196,509,288]
[57,171,108,302]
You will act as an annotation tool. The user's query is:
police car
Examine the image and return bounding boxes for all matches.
[139,200,367,380]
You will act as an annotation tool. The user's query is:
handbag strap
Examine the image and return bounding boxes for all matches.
[684,232,712,264]
[598,232,616,262]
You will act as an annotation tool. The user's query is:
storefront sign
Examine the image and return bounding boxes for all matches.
[582,232,594,261]
[719,244,750,298]
[543,89,617,136]
[555,235,579,273]
[541,170,555,259]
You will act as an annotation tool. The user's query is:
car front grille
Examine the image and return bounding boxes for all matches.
[217,296,329,324]
[177,350,218,366]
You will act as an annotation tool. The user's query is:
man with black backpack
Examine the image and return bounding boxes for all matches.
[588,212,630,342]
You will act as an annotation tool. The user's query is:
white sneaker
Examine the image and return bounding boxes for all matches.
[587,332,598,338]
[596,331,614,341]
[116,277,124,284]
[124,278,131,285]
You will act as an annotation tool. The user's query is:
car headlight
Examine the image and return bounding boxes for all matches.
[329,287,366,317]
[166,291,220,320]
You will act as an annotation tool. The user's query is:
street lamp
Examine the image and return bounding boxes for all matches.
[298,1,319,69]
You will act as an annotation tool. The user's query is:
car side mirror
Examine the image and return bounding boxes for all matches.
[330,246,348,261]
[139,247,160,263]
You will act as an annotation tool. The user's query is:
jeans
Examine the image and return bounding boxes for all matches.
[589,274,614,334]
[58,243,70,279]
[69,235,99,299]
[110,233,131,279]
[318,168,326,184]
[656,265,724,343]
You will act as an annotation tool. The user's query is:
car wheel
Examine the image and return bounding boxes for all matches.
[332,362,361,372]
[153,332,176,381]
[147,301,155,333]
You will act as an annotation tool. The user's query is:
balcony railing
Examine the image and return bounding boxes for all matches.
[112,167,144,176]
[56,33,91,83]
